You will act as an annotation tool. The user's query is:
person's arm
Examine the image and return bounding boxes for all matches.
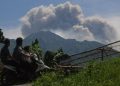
[18,48,31,58]
[6,48,12,59]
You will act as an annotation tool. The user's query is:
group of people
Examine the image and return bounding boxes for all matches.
[0,37,38,74]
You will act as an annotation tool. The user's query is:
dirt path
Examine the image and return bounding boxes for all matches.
[13,83,32,86]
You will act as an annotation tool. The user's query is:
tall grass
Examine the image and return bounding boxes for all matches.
[33,58,120,86]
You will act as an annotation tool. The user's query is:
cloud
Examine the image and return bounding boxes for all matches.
[20,1,119,43]
[84,16,117,43]
[21,2,84,36]
[107,17,120,40]
[53,25,95,41]
[3,26,23,39]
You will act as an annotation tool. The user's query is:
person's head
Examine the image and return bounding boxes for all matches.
[16,37,23,46]
[24,46,30,52]
[4,38,10,47]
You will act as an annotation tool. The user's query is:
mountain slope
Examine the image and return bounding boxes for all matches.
[24,31,103,54]
[0,31,103,55]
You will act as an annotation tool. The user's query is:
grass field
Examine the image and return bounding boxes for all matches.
[33,58,120,86]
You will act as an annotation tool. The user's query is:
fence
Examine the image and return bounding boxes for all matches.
[60,40,120,66]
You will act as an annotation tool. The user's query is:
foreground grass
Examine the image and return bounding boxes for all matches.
[33,58,120,86]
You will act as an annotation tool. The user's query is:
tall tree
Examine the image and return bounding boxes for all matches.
[0,29,4,43]
[30,39,43,59]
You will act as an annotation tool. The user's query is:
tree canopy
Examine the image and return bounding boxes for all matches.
[30,39,43,59]
[0,29,5,43]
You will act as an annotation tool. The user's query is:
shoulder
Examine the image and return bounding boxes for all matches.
[1,46,7,51]
[14,46,22,50]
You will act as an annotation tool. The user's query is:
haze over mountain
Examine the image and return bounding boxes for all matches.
[23,31,103,55]
[0,31,103,55]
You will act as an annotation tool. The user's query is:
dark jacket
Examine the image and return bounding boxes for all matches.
[0,46,11,64]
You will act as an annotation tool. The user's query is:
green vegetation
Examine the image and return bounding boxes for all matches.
[33,58,120,86]
[44,48,70,67]
[0,29,5,43]
[30,39,43,59]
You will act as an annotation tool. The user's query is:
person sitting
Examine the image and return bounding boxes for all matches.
[13,37,25,64]
[13,38,32,62]
[23,46,50,72]
[0,38,17,68]
[12,37,32,73]
[23,46,38,73]
[0,38,12,64]
[23,46,32,63]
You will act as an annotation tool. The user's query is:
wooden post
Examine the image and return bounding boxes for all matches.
[101,48,104,61]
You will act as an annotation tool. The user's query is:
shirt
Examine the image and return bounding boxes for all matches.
[0,46,11,63]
